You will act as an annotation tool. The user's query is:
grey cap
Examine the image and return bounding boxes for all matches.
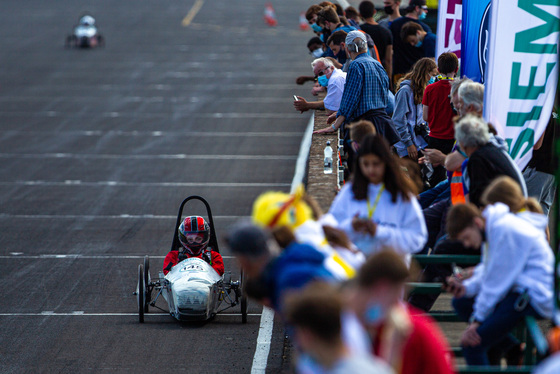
[345,30,367,46]
[226,222,271,257]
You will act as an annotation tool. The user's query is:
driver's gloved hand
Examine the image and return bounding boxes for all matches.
[202,251,212,264]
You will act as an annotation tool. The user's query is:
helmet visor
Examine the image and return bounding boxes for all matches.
[185,233,205,244]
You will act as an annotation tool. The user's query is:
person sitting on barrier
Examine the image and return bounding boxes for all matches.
[444,201,554,367]
[352,249,455,374]
[163,216,224,276]
[326,134,427,261]
[285,281,393,374]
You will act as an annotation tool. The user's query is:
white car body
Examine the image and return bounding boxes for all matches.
[160,257,223,321]
[74,25,98,38]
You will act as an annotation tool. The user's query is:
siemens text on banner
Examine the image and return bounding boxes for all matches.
[484,0,560,170]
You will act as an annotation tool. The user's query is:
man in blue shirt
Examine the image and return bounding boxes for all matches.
[400,21,436,58]
[390,0,432,86]
[316,6,356,65]
[314,31,400,146]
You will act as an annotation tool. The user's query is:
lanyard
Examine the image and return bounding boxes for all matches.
[439,76,454,81]
[367,184,385,219]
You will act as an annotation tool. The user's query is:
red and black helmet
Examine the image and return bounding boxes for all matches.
[178,216,210,255]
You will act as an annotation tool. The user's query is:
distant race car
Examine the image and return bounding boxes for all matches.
[65,14,104,48]
[134,196,247,323]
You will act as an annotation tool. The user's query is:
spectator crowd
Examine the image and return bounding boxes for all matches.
[228,1,559,373]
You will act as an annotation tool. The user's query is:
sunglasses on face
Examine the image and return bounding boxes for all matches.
[316,67,331,77]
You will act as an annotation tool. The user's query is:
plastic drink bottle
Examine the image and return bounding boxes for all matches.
[324,141,333,174]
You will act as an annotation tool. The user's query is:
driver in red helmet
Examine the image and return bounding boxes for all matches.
[163,216,225,276]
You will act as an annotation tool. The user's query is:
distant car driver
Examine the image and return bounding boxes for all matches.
[163,216,225,276]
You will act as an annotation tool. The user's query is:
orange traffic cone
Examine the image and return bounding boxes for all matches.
[299,12,309,31]
[264,3,277,27]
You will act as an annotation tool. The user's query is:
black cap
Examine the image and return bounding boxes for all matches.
[226,222,271,257]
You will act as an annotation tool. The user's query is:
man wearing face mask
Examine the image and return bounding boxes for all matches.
[314,31,400,148]
[389,0,432,88]
[353,250,455,374]
[308,37,326,58]
[305,4,324,36]
[400,21,436,58]
[379,0,402,30]
[294,57,346,115]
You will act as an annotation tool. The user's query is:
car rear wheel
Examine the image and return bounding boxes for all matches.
[143,256,150,312]
[240,269,247,324]
[137,264,145,323]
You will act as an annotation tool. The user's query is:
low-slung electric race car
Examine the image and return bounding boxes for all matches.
[65,14,104,48]
[135,196,247,323]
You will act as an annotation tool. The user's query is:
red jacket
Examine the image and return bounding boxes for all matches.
[373,305,456,374]
[163,248,224,276]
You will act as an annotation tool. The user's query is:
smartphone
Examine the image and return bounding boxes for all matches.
[293,95,299,101]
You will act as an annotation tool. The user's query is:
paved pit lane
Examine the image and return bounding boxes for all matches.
[0,0,313,372]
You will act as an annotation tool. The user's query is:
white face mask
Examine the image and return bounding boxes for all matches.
[311,48,324,58]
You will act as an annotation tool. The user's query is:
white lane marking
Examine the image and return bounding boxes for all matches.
[0,255,236,259]
[0,130,303,137]
[251,114,315,373]
[0,84,299,91]
[0,181,290,188]
[0,313,261,317]
[0,112,303,119]
[164,71,304,79]
[251,307,275,374]
[0,153,296,161]
[0,214,247,220]
[182,0,205,27]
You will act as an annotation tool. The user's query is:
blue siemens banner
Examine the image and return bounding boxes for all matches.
[461,0,491,83]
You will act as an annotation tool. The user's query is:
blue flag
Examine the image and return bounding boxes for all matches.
[461,0,491,83]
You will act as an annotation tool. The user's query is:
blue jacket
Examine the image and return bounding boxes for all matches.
[262,242,336,311]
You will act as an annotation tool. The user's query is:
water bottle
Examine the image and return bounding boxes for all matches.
[324,141,333,174]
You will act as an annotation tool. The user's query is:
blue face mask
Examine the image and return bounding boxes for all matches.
[427,76,436,85]
[317,75,329,87]
[311,48,324,58]
[415,39,423,48]
[418,11,427,20]
[311,23,322,33]
[364,303,385,325]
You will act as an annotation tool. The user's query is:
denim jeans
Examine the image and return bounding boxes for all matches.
[452,292,543,366]
[419,180,450,209]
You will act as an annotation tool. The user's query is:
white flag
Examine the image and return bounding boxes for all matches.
[436,0,462,64]
[484,0,559,169]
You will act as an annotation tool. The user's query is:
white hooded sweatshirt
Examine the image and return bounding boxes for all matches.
[463,203,554,322]
[326,182,427,258]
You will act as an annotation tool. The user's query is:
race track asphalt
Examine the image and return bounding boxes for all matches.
[0,0,313,372]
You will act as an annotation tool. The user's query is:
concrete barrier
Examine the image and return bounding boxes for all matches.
[305,102,341,214]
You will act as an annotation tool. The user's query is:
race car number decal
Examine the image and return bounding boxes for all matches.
[181,264,204,272]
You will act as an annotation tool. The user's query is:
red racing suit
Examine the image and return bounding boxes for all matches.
[163,247,225,276]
